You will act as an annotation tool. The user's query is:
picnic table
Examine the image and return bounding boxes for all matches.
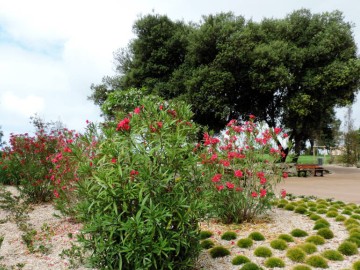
[296,164,325,177]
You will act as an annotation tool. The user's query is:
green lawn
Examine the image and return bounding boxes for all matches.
[287,155,331,165]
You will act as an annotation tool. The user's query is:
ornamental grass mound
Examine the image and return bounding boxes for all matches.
[264,257,285,268]
[209,246,230,258]
[221,231,237,240]
[286,247,306,263]
[232,255,251,265]
[305,255,328,268]
[237,238,254,248]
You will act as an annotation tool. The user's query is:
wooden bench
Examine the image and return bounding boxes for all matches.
[296,164,325,177]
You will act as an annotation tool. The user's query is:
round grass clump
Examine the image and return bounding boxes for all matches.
[231,255,250,265]
[307,202,317,207]
[346,223,360,231]
[346,237,360,247]
[295,206,307,214]
[321,249,344,261]
[200,239,215,249]
[338,241,359,256]
[237,238,253,248]
[264,257,285,268]
[309,213,321,221]
[326,211,338,218]
[351,214,360,220]
[342,209,352,215]
[278,234,294,242]
[200,230,213,240]
[335,215,346,222]
[349,232,360,240]
[277,203,286,208]
[305,255,328,268]
[248,232,265,241]
[354,209,360,214]
[308,207,317,212]
[313,223,329,230]
[292,265,311,270]
[345,218,360,226]
[315,218,330,226]
[349,227,360,234]
[317,228,334,239]
[290,228,308,237]
[270,239,288,250]
[286,247,306,262]
[316,208,327,214]
[285,204,295,211]
[254,246,272,258]
[221,231,237,240]
[305,235,325,245]
[209,246,230,258]
[240,262,263,270]
[353,260,360,270]
[297,243,317,254]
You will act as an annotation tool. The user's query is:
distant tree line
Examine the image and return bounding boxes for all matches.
[89,9,360,161]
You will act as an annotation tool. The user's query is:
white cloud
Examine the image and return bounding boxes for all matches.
[1,91,44,116]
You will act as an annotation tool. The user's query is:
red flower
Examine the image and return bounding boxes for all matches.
[236,187,243,192]
[260,189,267,197]
[157,121,163,128]
[282,133,289,138]
[234,170,243,178]
[251,192,258,198]
[210,154,218,161]
[134,107,141,114]
[216,185,224,191]
[274,127,282,135]
[256,172,265,178]
[212,174,222,183]
[111,158,117,164]
[159,105,163,110]
[220,159,230,167]
[53,189,60,199]
[63,147,72,153]
[226,182,234,189]
[89,161,93,167]
[281,189,287,198]
[227,119,237,126]
[249,114,256,119]
[116,118,130,131]
[260,177,267,185]
[130,170,139,177]
[282,172,288,178]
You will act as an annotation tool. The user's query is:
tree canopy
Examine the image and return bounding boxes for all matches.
[90,9,360,160]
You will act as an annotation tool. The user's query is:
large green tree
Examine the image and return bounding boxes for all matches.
[90,10,360,161]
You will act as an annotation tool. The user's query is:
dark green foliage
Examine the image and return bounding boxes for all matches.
[305,255,328,268]
[351,214,360,220]
[264,257,285,268]
[254,246,272,258]
[270,239,288,250]
[209,246,230,258]
[321,250,344,261]
[338,241,359,256]
[297,243,317,254]
[295,206,307,214]
[347,236,360,247]
[200,230,213,240]
[342,209,352,215]
[237,238,254,248]
[231,255,251,265]
[221,231,237,241]
[317,228,334,239]
[248,232,265,241]
[200,239,215,249]
[305,235,325,245]
[278,234,294,242]
[315,218,330,227]
[277,203,286,208]
[286,247,306,262]
[240,262,263,270]
[291,229,308,237]
[313,222,329,230]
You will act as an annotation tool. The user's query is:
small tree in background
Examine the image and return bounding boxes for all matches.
[341,106,360,166]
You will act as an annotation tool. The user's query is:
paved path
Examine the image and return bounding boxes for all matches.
[276,165,360,203]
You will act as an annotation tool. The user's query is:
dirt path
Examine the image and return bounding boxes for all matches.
[277,165,360,203]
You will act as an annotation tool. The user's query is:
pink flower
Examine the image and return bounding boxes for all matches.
[111,158,117,164]
[212,174,222,183]
[210,154,218,161]
[274,127,282,135]
[226,182,234,189]
[234,170,243,178]
[53,189,59,199]
[282,172,288,178]
[260,189,267,197]
[282,133,289,138]
[249,114,256,119]
[134,107,141,114]
[220,159,230,167]
[281,189,287,198]
[251,192,258,198]
[227,119,237,126]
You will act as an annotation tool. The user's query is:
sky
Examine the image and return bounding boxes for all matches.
[0,0,359,144]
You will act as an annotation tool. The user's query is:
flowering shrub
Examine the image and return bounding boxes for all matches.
[198,117,288,223]
[74,98,207,269]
